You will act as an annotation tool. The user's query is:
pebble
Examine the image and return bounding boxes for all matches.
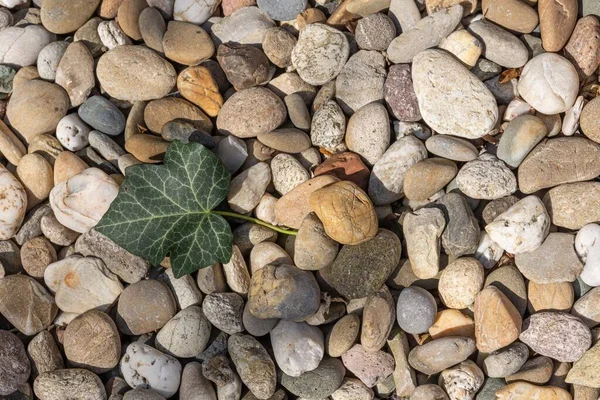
[327,313,360,357]
[439,29,483,68]
[409,336,476,375]
[410,385,449,400]
[396,286,437,334]
[34,369,106,400]
[271,153,310,195]
[55,42,94,107]
[96,45,177,101]
[28,330,64,377]
[403,207,445,279]
[335,50,386,114]
[575,224,600,285]
[484,342,529,378]
[282,357,345,398]
[176,67,223,118]
[215,135,248,174]
[468,20,529,68]
[98,20,132,50]
[520,312,592,362]
[174,0,220,24]
[144,97,212,134]
[20,237,56,278]
[227,162,271,213]
[73,17,105,57]
[6,79,69,143]
[361,286,395,351]
[530,281,573,314]
[497,114,548,167]
[517,53,579,114]
[120,342,181,398]
[211,6,275,47]
[138,8,165,52]
[355,13,395,51]
[439,360,484,400]
[474,286,522,353]
[116,0,147,40]
[0,330,30,396]
[268,71,317,104]
[37,41,68,81]
[41,214,79,246]
[429,309,475,339]
[439,257,484,309]
[44,255,123,314]
[484,265,528,316]
[515,232,583,283]
[202,292,244,335]
[63,310,121,373]
[291,23,349,86]
[294,212,339,270]
[271,320,324,376]
[383,64,421,122]
[342,345,394,388]
[263,27,296,68]
[0,166,26,241]
[89,131,125,164]
[228,334,276,399]
[75,229,150,284]
[345,102,390,166]
[387,5,462,63]
[580,96,600,144]
[566,341,600,388]
[217,87,286,138]
[310,99,346,152]
[180,362,217,400]
[539,0,578,52]
[159,267,203,310]
[156,305,211,358]
[413,49,498,139]
[197,263,227,294]
[506,356,554,384]
[41,0,100,34]
[0,25,55,67]
[496,382,571,400]
[55,114,91,152]
[78,96,126,136]
[116,279,176,335]
[404,158,457,201]
[242,301,278,336]
[49,168,119,233]
[163,21,214,66]
[485,195,550,254]
[565,16,600,77]
[331,378,374,400]
[15,153,53,210]
[310,181,378,245]
[456,156,517,200]
[320,229,401,299]
[545,182,600,232]
[125,134,167,163]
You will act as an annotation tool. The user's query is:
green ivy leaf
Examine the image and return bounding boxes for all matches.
[96,141,233,278]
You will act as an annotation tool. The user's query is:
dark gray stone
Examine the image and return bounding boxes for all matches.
[281,358,345,398]
[437,192,480,257]
[476,378,506,400]
[482,195,519,224]
[471,58,502,81]
[14,203,53,246]
[78,96,126,136]
[320,229,402,299]
[0,330,31,396]
[76,147,119,174]
[0,240,21,275]
[396,286,437,334]
[483,342,529,378]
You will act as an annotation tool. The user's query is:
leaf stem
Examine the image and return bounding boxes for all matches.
[213,211,298,236]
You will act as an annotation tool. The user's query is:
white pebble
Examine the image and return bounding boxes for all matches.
[475,231,504,269]
[562,95,584,136]
[575,224,600,287]
[174,0,220,24]
[270,320,324,377]
[56,114,92,151]
[98,20,131,50]
[0,165,26,240]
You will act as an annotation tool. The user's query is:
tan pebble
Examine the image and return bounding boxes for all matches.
[144,97,213,134]
[474,286,522,353]
[12,66,40,93]
[309,180,378,245]
[296,8,326,31]
[506,356,554,384]
[565,16,600,77]
[429,309,475,339]
[99,0,126,18]
[326,314,360,358]
[21,236,57,278]
[139,7,166,53]
[539,0,578,52]
[496,382,572,400]
[117,0,148,40]
[438,257,484,309]
[163,21,214,66]
[125,134,169,164]
[426,0,477,15]
[361,286,395,352]
[196,263,227,294]
[16,153,54,210]
[481,0,539,33]
[124,101,148,140]
[527,281,574,313]
[177,66,223,117]
[41,0,101,34]
[55,42,95,107]
[275,175,339,229]
[0,119,26,166]
[403,158,457,201]
[6,80,69,143]
[438,29,482,68]
[53,151,89,185]
[580,96,600,144]
[28,134,63,166]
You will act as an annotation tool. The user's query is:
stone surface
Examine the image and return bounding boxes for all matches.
[96,45,177,101]
[162,21,214,66]
[566,341,600,388]
[387,5,462,63]
[228,334,276,399]
[539,0,578,52]
[78,96,125,137]
[0,330,30,396]
[468,20,529,68]
[345,102,389,166]
[263,27,296,68]
[361,286,395,351]
[481,0,538,33]
[271,320,324,377]
[271,153,309,195]
[475,286,522,353]
[34,369,105,400]
[156,306,211,358]
[211,6,275,47]
[291,23,350,86]
[314,152,370,190]
[403,207,445,279]
[55,42,94,107]
[495,382,571,400]
[544,182,600,230]
[485,265,528,316]
[439,360,484,400]
[517,53,579,115]
[484,342,529,378]
[413,49,498,139]
[310,99,346,152]
[335,50,386,114]
[342,345,394,388]
[429,309,475,339]
[320,229,401,299]
[528,281,574,314]
[355,13,395,51]
[282,357,345,398]
[0,25,55,67]
[294,212,339,271]
[41,0,100,34]
[515,232,583,283]
[384,64,420,122]
[28,330,64,377]
[520,312,592,363]
[505,356,554,384]
[404,158,457,200]
[327,314,360,358]
[396,286,437,334]
[408,336,476,375]
[437,192,479,257]
[497,115,548,168]
[439,257,484,309]
[202,292,244,335]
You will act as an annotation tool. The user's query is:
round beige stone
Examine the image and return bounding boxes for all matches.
[474,286,522,353]
[96,45,177,101]
[527,281,574,313]
[20,237,57,279]
[326,314,360,358]
[41,0,102,34]
[64,310,121,373]
[144,97,213,134]
[580,96,600,144]
[53,151,89,185]
[163,21,214,66]
[16,153,54,210]
[403,158,457,201]
[438,257,484,309]
[117,0,147,40]
[124,134,169,164]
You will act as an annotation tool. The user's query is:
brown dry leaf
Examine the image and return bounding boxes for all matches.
[499,68,521,84]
